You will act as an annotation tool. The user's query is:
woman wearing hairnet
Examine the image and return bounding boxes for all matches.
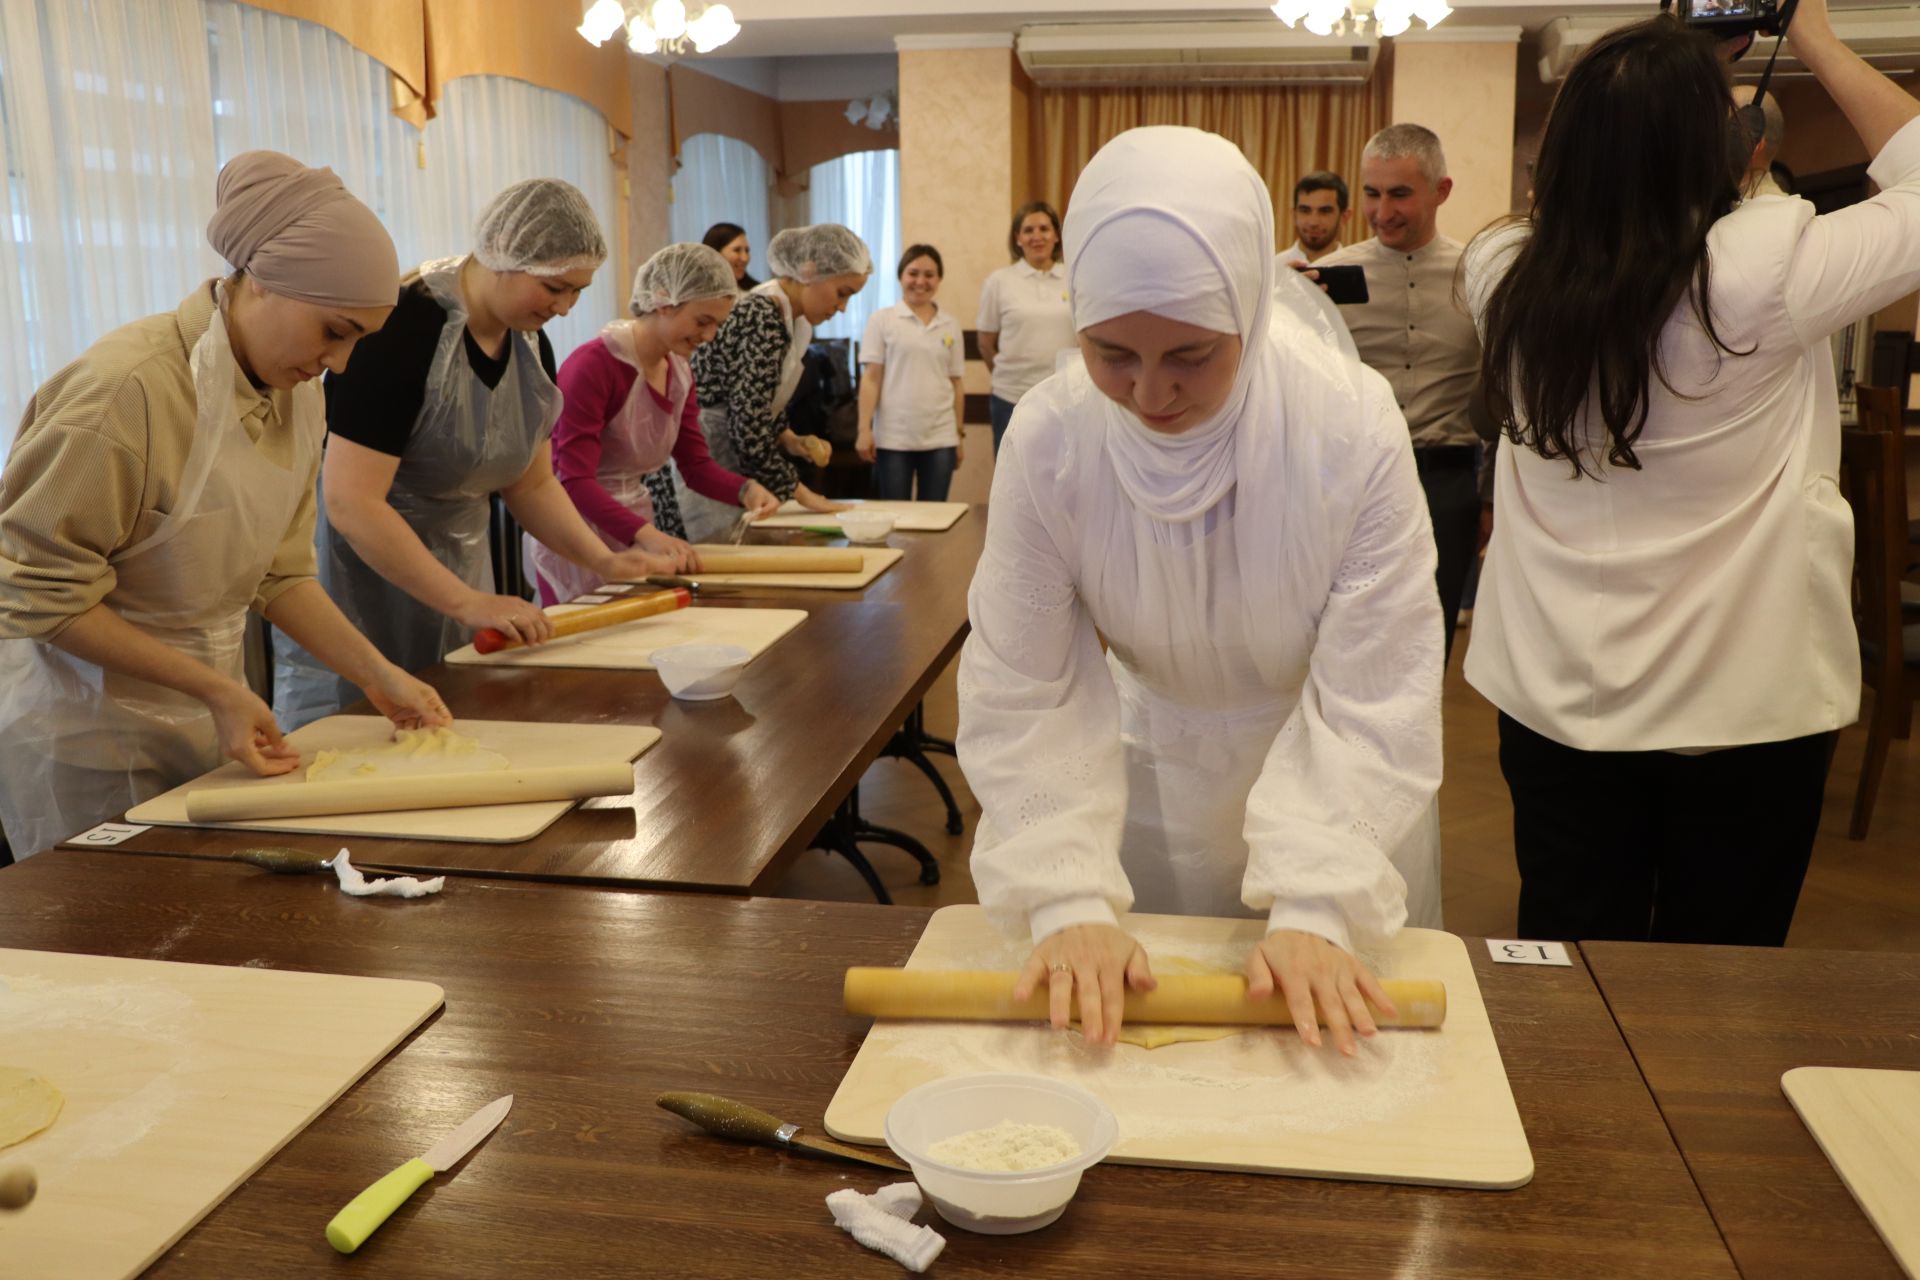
[528,243,782,605]
[678,223,869,542]
[957,127,1444,1054]
[0,151,450,857]
[273,178,676,727]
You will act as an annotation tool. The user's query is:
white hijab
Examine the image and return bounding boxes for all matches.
[1063,127,1275,524]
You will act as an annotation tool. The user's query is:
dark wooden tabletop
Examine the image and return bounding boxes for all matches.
[1584,941,1920,1280]
[90,514,984,892]
[0,851,1735,1279]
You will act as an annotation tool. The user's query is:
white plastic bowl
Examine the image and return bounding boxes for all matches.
[836,510,897,543]
[884,1073,1118,1234]
[649,643,750,701]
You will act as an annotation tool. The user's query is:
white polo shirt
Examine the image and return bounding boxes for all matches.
[977,260,1074,403]
[861,301,964,451]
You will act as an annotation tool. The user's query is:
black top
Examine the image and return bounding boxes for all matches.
[325,279,558,457]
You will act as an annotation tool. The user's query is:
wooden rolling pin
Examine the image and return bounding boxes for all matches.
[844,968,1447,1029]
[474,587,691,654]
[686,546,864,574]
[185,760,635,823]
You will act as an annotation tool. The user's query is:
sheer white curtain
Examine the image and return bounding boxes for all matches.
[0,0,219,430]
[1,0,624,444]
[668,131,772,281]
[803,147,899,341]
[204,2,623,363]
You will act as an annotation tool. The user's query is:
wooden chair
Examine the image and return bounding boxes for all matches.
[1839,424,1920,838]
[1854,383,1920,613]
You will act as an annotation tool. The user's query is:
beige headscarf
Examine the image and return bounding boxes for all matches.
[205,150,398,309]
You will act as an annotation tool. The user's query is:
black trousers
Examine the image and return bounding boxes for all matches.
[1415,446,1480,665]
[1497,713,1836,946]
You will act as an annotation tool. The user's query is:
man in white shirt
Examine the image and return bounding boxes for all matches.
[1276,171,1349,266]
[1318,125,1483,662]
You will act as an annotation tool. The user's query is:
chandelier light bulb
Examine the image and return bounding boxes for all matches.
[1373,0,1413,36]
[577,0,625,46]
[1412,0,1452,25]
[1270,0,1311,26]
[650,0,688,40]
[687,4,740,52]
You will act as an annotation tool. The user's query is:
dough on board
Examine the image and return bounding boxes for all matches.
[0,1067,62,1151]
[306,727,508,782]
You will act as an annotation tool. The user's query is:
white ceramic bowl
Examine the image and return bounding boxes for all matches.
[836,510,897,544]
[649,643,750,701]
[883,1073,1118,1234]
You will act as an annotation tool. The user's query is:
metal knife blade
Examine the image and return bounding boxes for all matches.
[423,1094,513,1172]
[657,1091,907,1172]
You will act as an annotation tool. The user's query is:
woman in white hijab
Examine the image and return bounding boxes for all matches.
[957,127,1444,1054]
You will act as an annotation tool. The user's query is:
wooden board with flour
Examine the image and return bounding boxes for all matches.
[123,717,660,843]
[0,947,443,1280]
[825,905,1534,1189]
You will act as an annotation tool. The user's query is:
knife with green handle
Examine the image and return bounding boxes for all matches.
[325,1093,513,1254]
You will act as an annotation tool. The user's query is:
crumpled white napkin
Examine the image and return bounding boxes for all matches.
[325,849,445,899]
[826,1181,944,1273]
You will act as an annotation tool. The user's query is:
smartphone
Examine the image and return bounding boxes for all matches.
[1313,264,1370,306]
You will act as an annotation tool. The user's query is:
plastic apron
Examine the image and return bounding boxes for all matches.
[0,284,320,856]
[524,322,690,605]
[272,256,561,728]
[678,281,810,542]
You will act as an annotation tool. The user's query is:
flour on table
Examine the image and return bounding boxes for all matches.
[306,726,508,782]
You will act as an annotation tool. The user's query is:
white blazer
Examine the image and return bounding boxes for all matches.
[1462,117,1920,751]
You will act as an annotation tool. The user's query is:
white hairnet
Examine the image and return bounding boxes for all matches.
[764,223,871,283]
[473,178,608,276]
[630,243,738,316]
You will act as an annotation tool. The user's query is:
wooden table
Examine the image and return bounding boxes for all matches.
[86,515,984,891]
[1585,942,1920,1280]
[0,851,1735,1279]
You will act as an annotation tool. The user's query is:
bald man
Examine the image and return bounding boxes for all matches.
[1733,85,1791,198]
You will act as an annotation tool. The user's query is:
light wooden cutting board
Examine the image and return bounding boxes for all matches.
[753,499,969,532]
[124,716,659,843]
[1783,1066,1920,1278]
[825,906,1533,1189]
[446,605,808,667]
[680,547,902,591]
[0,947,443,1280]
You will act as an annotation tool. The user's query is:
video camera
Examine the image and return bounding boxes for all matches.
[1662,0,1800,46]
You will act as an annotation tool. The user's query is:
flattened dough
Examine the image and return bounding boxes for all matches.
[1113,1024,1247,1050]
[0,1066,63,1150]
[306,727,508,783]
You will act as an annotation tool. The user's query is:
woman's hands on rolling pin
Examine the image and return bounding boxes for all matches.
[1246,929,1399,1057]
[634,524,699,574]
[456,590,555,648]
[361,664,452,731]
[599,546,680,584]
[204,680,301,776]
[1017,923,1157,1045]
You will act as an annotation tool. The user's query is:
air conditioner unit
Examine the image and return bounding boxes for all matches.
[1016,21,1379,87]
[1538,8,1920,81]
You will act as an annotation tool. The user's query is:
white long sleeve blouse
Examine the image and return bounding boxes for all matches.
[956,348,1444,953]
[1463,116,1920,751]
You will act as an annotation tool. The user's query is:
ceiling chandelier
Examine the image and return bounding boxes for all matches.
[844,93,896,131]
[576,0,740,55]
[1271,0,1452,38]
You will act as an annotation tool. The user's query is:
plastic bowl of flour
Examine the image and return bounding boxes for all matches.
[835,510,897,544]
[649,643,750,701]
[884,1073,1118,1234]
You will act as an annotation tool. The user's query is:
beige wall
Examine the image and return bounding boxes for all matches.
[1389,38,1518,244]
[627,58,674,290]
[899,45,1019,395]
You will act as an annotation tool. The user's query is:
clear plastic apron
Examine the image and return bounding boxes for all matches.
[0,283,319,855]
[524,321,689,604]
[273,256,561,728]
[679,281,809,543]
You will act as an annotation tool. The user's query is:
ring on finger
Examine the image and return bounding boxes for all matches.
[1049,962,1071,974]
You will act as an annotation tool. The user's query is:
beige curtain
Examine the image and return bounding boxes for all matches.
[1028,67,1392,244]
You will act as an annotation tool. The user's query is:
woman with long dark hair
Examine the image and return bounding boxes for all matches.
[1463,0,1920,946]
[702,222,757,291]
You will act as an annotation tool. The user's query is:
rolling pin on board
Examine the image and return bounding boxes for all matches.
[185,760,636,823]
[475,587,691,654]
[844,968,1448,1029]
[685,546,865,574]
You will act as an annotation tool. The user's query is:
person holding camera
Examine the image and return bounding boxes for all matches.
[1462,0,1920,946]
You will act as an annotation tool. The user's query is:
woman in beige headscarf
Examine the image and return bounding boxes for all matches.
[0,150,450,859]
